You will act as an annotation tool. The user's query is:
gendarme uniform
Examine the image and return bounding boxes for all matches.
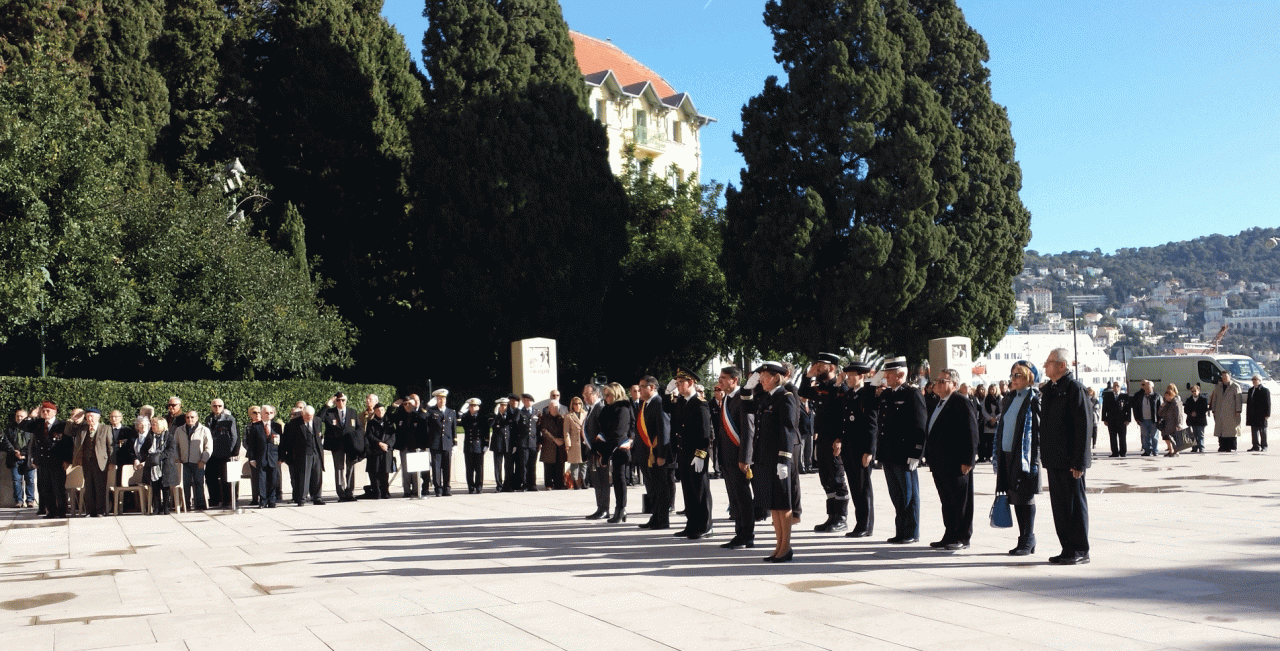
[664,366,715,539]
[841,361,879,537]
[798,352,850,532]
[751,362,800,513]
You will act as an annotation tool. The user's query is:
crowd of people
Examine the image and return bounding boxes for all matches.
[5,345,1140,567]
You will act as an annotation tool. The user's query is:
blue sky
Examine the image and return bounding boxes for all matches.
[380,1,1280,256]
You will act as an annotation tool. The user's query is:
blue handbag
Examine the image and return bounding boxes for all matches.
[990,493,1013,528]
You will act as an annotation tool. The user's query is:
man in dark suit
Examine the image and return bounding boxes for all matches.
[283,405,325,505]
[24,401,69,518]
[665,366,714,540]
[318,392,361,502]
[490,398,510,491]
[1100,381,1130,457]
[247,405,282,508]
[636,376,673,530]
[1246,375,1270,452]
[391,397,428,498]
[876,357,928,544]
[840,362,879,538]
[924,369,980,550]
[713,366,756,549]
[75,408,113,517]
[512,394,539,491]
[1041,348,1094,565]
[426,389,458,497]
[1131,380,1160,456]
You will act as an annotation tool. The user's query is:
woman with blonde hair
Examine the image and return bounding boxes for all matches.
[1159,384,1183,457]
[588,383,633,522]
[139,417,179,514]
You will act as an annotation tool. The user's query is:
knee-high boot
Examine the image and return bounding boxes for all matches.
[1011,504,1036,554]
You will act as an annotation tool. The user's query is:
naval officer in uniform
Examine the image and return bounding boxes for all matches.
[876,357,928,544]
[799,352,850,533]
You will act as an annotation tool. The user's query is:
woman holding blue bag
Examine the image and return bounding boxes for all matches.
[994,360,1042,556]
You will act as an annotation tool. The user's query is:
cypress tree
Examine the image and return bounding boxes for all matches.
[409,0,629,387]
[724,0,1030,361]
[153,0,228,179]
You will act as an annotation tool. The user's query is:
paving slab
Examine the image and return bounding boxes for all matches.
[1,448,1278,650]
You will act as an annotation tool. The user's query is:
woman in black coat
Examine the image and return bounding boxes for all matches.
[994,361,1042,556]
[590,383,634,523]
[364,404,396,499]
[139,417,180,515]
[1183,385,1209,453]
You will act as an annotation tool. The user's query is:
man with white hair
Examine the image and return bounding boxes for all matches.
[284,405,325,505]
[1040,347,1094,564]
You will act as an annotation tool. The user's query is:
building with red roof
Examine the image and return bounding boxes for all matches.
[569,31,714,180]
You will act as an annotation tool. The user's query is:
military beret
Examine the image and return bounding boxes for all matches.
[85,407,101,415]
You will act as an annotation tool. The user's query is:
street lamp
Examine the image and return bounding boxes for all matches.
[39,266,53,378]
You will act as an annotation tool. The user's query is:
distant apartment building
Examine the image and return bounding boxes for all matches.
[1019,288,1053,313]
[570,32,714,180]
[1225,295,1280,334]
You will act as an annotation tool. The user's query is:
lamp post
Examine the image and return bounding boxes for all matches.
[38,266,53,378]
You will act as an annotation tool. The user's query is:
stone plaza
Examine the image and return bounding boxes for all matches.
[1,447,1277,651]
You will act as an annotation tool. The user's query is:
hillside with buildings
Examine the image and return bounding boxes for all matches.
[1012,226,1280,376]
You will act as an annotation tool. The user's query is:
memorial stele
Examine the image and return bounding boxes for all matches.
[511,338,558,400]
[928,336,973,381]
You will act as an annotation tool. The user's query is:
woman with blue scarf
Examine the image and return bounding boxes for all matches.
[993,361,1042,556]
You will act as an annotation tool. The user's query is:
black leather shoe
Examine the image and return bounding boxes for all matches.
[1048,553,1068,564]
[585,510,607,520]
[888,537,917,544]
[312,499,325,505]
[720,538,754,549]
[944,541,970,551]
[1008,545,1034,556]
[763,549,794,563]
[606,509,627,523]
[688,529,714,540]
[929,540,950,548]
[672,529,692,537]
[846,529,872,538]
[1057,553,1090,565]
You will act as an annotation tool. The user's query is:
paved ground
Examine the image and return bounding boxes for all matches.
[1,447,1278,651]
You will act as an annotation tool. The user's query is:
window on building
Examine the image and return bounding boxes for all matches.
[672,121,682,143]
[634,110,647,140]
[596,100,607,123]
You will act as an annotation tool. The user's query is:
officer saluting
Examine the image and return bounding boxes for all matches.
[876,357,928,544]
[799,352,850,533]
[840,361,878,538]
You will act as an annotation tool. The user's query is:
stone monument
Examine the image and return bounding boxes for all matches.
[928,336,973,382]
[511,338,558,400]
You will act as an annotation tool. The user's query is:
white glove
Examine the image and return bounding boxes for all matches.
[665,379,678,395]
[692,456,705,473]
[777,462,789,480]
[744,372,761,391]
[907,458,920,471]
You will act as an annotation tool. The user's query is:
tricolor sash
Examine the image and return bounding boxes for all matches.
[720,397,740,446]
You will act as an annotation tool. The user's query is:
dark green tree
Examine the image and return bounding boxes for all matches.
[603,151,731,381]
[724,0,1030,363]
[408,0,629,389]
[153,0,228,179]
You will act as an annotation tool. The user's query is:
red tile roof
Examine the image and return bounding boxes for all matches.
[569,31,677,99]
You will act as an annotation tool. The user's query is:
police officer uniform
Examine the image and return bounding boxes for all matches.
[877,357,928,544]
[799,352,850,532]
[841,361,879,537]
[665,367,715,539]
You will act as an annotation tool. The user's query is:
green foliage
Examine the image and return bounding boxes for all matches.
[153,0,227,178]
[402,0,628,388]
[604,150,731,380]
[0,375,396,422]
[724,0,1030,363]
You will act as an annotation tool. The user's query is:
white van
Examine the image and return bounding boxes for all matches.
[1125,354,1279,396]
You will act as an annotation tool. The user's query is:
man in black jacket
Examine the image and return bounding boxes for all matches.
[1246,375,1270,452]
[924,369,980,550]
[713,367,756,549]
[1100,381,1130,457]
[4,409,35,508]
[204,399,240,509]
[666,367,714,540]
[247,405,282,508]
[426,389,458,497]
[283,406,325,505]
[319,393,362,502]
[799,352,849,533]
[511,394,539,491]
[876,357,928,544]
[25,401,71,518]
[460,398,489,493]
[1131,380,1160,456]
[1040,348,1095,565]
[840,362,878,538]
[636,376,672,530]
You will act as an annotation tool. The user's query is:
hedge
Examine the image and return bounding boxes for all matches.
[0,376,399,421]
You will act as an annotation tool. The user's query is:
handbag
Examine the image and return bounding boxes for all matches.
[990,493,1013,528]
[1171,427,1194,452]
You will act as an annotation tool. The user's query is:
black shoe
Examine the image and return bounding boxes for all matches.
[267,503,276,508]
[720,538,754,549]
[887,536,917,544]
[585,510,607,520]
[1055,553,1090,565]
[294,501,305,507]
[1108,453,1120,458]
[673,529,692,537]
[606,509,626,523]
[1009,544,1035,556]
[846,529,872,538]
[929,540,950,548]
[312,499,325,505]
[944,541,969,551]
[688,529,714,540]
[763,549,794,563]
[1048,553,1069,564]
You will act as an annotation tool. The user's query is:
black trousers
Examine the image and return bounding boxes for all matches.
[368,470,390,498]
[491,450,505,490]
[815,438,848,518]
[431,449,452,495]
[1251,426,1268,449]
[1046,468,1089,554]
[464,451,485,492]
[258,466,278,506]
[679,460,712,535]
[206,456,230,506]
[521,448,538,490]
[931,464,974,544]
[151,479,173,513]
[38,462,68,516]
[1107,423,1128,455]
[82,462,109,516]
[291,455,323,503]
[646,465,674,527]
[719,441,754,540]
[842,449,875,534]
[801,433,814,472]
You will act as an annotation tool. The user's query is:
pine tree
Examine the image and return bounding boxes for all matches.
[153,0,228,179]
[407,0,629,387]
[724,0,1030,361]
